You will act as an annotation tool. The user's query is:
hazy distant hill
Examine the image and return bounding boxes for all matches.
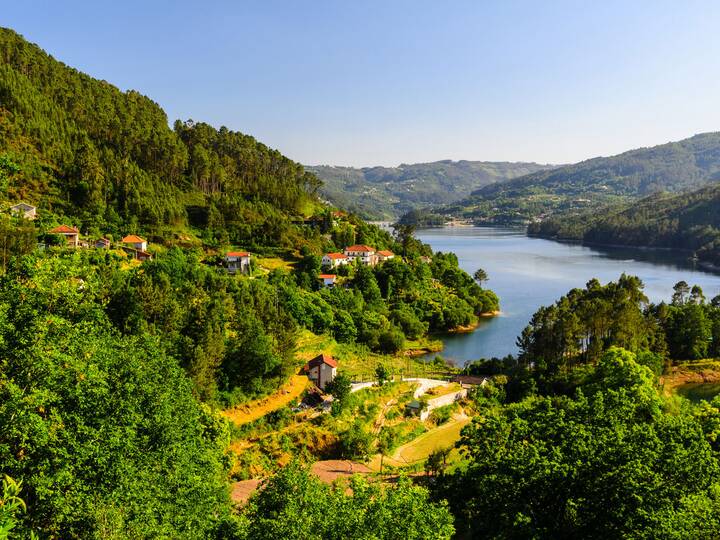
[445,132,720,224]
[307,160,555,219]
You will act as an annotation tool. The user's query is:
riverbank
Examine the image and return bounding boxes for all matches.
[527,232,699,257]
[662,360,720,397]
[445,311,501,335]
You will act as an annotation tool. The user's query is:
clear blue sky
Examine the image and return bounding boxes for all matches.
[4,0,720,167]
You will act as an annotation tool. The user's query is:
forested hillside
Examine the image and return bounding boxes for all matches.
[308,160,554,219]
[438,276,720,538]
[442,132,720,224]
[529,183,720,266]
[0,27,321,249]
[0,28,497,538]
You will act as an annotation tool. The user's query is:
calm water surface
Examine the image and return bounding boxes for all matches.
[416,227,720,364]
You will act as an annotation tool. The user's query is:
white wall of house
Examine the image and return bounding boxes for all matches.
[344,251,377,265]
[63,233,79,247]
[322,255,348,268]
[308,363,337,390]
[227,256,250,274]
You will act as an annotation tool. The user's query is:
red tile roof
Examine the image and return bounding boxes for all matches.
[308,353,338,368]
[50,225,78,234]
[377,250,394,257]
[324,252,347,260]
[227,251,250,257]
[344,245,374,252]
[122,235,146,243]
[318,274,336,279]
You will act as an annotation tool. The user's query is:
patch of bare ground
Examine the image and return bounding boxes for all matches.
[662,362,720,395]
[231,460,372,504]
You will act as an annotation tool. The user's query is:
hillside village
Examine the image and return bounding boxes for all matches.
[11,199,432,287]
[6,200,497,488]
[0,27,509,537]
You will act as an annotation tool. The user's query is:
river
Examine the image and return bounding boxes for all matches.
[416,227,720,365]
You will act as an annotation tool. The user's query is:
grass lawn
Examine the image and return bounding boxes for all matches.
[221,375,310,426]
[369,416,470,471]
[393,417,470,463]
[295,329,451,381]
[256,257,296,272]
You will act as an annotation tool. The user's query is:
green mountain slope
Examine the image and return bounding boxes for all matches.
[528,183,720,266]
[0,27,321,248]
[444,132,720,224]
[307,160,555,219]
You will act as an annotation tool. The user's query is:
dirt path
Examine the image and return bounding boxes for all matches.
[221,375,310,426]
[373,398,397,434]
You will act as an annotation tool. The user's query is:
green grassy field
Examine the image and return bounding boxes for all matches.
[368,416,470,471]
[393,417,469,463]
[295,329,446,381]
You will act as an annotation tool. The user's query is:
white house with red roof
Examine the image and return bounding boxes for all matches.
[49,225,80,247]
[305,353,338,390]
[322,252,349,268]
[377,250,395,262]
[343,244,377,266]
[122,235,148,251]
[318,274,337,288]
[226,251,251,274]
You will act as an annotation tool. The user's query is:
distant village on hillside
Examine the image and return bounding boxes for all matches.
[6,201,428,286]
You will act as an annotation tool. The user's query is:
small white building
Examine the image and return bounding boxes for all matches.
[377,250,395,262]
[319,274,337,288]
[10,203,36,220]
[344,244,377,266]
[49,225,80,247]
[406,387,468,421]
[322,252,349,268]
[122,235,148,251]
[226,251,251,274]
[305,354,338,390]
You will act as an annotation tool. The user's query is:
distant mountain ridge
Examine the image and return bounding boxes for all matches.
[443,132,720,224]
[307,160,556,219]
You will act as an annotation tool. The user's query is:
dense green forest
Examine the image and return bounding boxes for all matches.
[6,24,720,540]
[0,28,495,538]
[0,27,322,251]
[435,275,720,538]
[439,131,720,224]
[308,160,554,220]
[0,249,465,538]
[528,183,720,267]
